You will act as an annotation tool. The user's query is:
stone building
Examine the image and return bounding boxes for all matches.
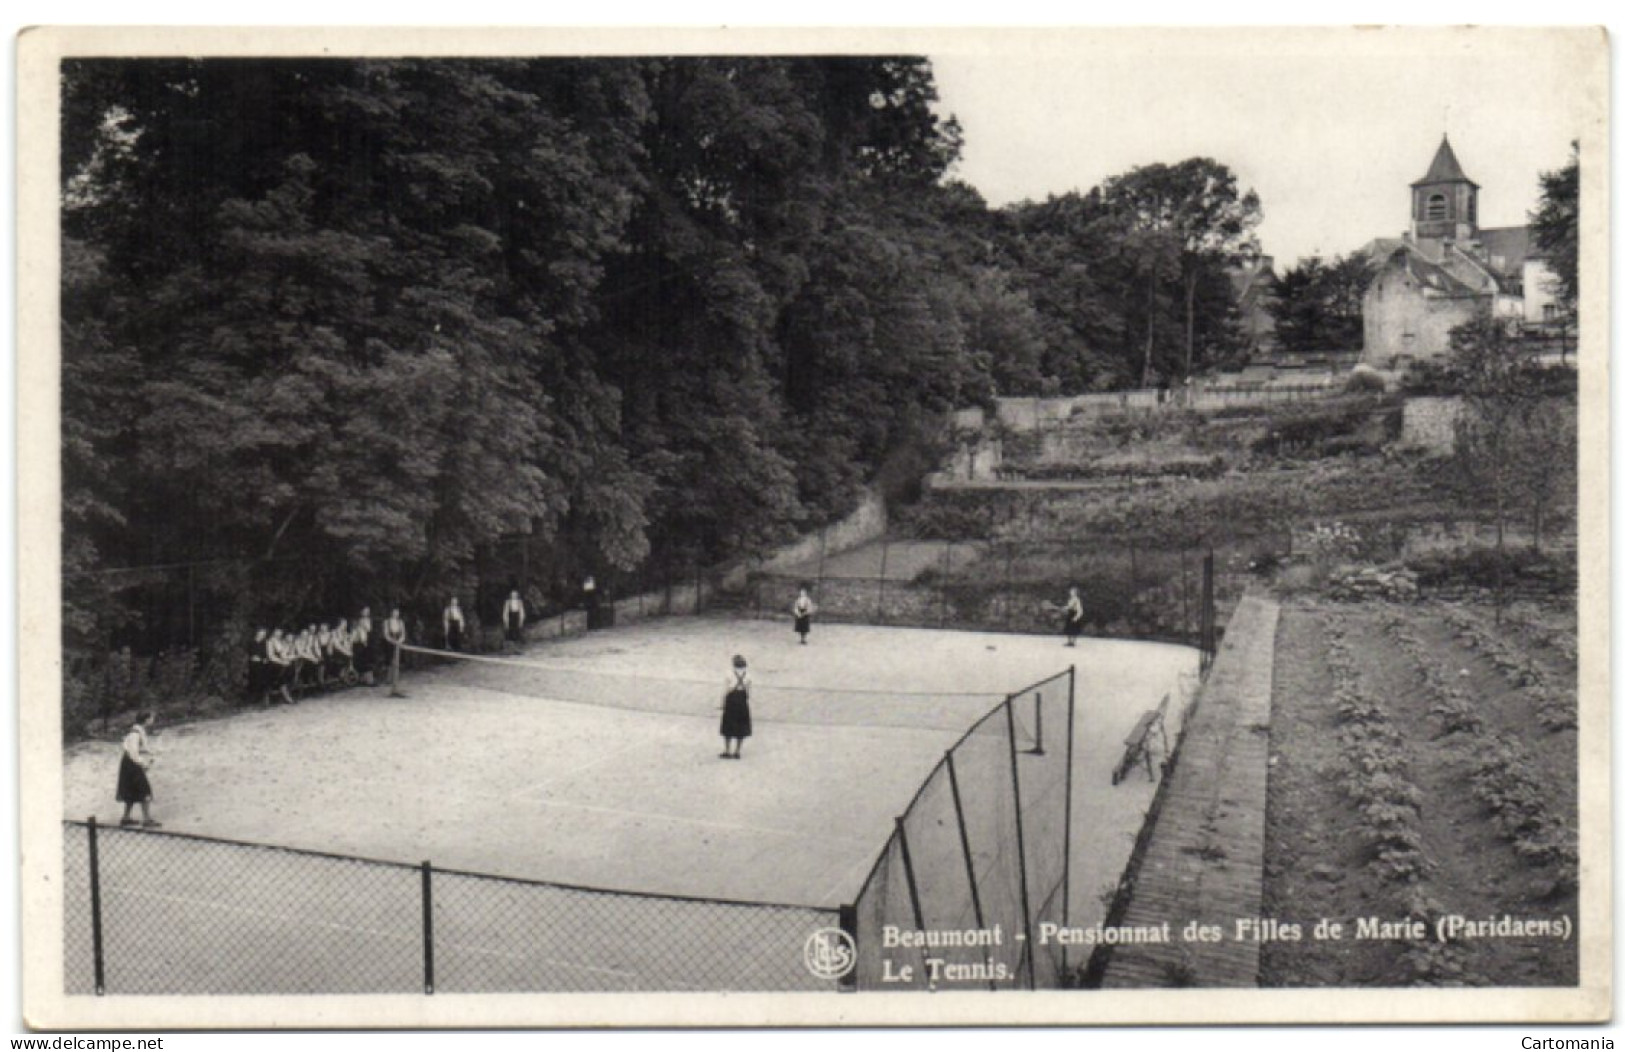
[1359,136,1556,368]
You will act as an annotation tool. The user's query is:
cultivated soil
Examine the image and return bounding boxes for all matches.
[1261,599,1578,987]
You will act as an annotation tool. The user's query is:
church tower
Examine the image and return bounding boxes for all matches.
[1410,135,1480,241]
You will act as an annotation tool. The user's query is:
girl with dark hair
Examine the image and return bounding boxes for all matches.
[116,711,160,828]
[719,655,752,760]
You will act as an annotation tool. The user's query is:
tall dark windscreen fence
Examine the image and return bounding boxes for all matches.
[749,538,1228,658]
[849,668,1076,990]
[63,821,839,995]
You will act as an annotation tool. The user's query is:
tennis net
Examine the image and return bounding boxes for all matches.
[394,643,1010,733]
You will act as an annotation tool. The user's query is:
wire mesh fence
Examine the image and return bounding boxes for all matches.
[849,668,1076,991]
[65,671,1083,995]
[63,821,841,995]
[749,538,1225,658]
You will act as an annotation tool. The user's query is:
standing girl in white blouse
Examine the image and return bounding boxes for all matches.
[116,710,160,828]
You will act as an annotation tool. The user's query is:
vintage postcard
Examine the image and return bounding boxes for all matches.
[15,24,1610,1030]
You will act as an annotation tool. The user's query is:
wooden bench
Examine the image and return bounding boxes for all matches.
[1112,693,1172,785]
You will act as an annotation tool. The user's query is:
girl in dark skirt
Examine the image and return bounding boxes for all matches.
[791,588,815,645]
[116,710,159,827]
[246,628,268,704]
[502,590,526,650]
[1062,586,1084,647]
[719,655,752,760]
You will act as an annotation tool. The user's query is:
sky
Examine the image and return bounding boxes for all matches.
[928,27,1602,268]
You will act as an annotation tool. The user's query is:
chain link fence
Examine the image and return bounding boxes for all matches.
[63,821,840,995]
[748,538,1226,660]
[849,668,1076,991]
[65,674,1085,997]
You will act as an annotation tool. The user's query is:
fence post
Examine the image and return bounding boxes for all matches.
[945,754,995,993]
[1004,543,1015,630]
[1003,700,1037,989]
[1181,549,1191,641]
[1061,667,1077,979]
[940,543,953,628]
[876,537,890,624]
[87,818,106,995]
[421,861,435,994]
[837,903,858,992]
[894,817,930,983]
[1200,551,1216,676]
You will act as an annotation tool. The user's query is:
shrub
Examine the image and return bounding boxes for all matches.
[1345,368,1388,395]
[1406,547,1576,593]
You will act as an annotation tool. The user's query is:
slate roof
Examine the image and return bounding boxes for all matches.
[1397,248,1483,298]
[1412,135,1480,188]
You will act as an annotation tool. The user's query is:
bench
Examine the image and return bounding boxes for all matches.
[1112,693,1172,785]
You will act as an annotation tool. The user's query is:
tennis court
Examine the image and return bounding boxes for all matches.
[63,615,1195,990]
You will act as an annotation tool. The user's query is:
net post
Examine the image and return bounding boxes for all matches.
[1029,692,1045,756]
[87,818,106,995]
[1003,698,1037,989]
[1062,667,1077,981]
[421,860,435,995]
[837,903,858,992]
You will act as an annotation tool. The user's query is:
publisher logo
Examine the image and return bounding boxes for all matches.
[804,928,856,980]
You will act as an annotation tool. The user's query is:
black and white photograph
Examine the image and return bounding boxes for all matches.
[14,23,1610,1031]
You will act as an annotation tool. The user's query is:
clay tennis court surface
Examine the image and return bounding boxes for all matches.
[64,616,1195,911]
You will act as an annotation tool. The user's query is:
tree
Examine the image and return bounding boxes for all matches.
[1266,254,1374,355]
[1099,158,1261,383]
[1447,312,1574,615]
[1529,142,1578,314]
[994,191,1138,392]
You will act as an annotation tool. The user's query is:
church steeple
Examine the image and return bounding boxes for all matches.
[1410,135,1480,241]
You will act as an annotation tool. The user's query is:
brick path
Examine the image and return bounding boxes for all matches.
[1100,595,1279,988]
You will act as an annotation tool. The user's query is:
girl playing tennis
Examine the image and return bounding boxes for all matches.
[719,655,752,760]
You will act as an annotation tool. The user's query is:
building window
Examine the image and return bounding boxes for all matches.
[1426,193,1447,221]
[1544,304,1560,321]
[1468,195,1477,223]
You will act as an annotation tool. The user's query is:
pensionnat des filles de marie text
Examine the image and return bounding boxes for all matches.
[882,913,1571,953]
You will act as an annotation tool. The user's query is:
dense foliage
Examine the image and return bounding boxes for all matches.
[1528,142,1578,314]
[61,57,1259,674]
[1264,253,1374,355]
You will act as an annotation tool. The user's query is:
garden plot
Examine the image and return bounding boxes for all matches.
[1260,599,1578,987]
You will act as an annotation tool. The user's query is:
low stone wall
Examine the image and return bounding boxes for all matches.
[757,490,888,576]
[1094,595,1280,989]
[1399,395,1463,453]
